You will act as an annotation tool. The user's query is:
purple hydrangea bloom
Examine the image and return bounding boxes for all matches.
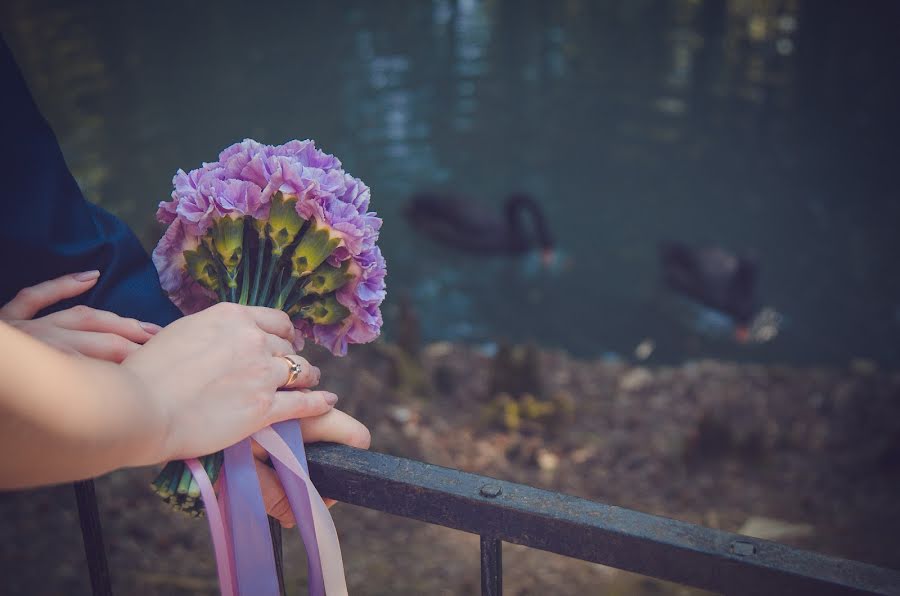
[151,218,217,315]
[165,165,227,236]
[338,174,371,212]
[353,246,388,305]
[153,139,386,355]
[323,198,374,262]
[273,139,343,170]
[313,246,387,356]
[209,178,264,219]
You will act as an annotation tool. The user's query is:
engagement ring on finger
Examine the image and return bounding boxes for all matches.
[281,356,303,387]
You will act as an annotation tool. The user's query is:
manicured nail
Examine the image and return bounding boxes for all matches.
[140,322,163,334]
[324,392,339,406]
[73,270,100,282]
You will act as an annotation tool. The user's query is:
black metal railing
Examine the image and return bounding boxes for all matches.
[76,444,900,595]
[305,444,900,596]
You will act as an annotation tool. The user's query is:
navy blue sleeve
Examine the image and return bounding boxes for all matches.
[0,36,182,326]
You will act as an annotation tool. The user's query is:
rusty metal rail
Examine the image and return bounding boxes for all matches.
[305,443,900,596]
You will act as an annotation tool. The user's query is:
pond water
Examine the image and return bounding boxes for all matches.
[4,0,900,367]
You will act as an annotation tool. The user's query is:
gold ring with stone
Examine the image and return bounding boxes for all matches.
[281,356,303,387]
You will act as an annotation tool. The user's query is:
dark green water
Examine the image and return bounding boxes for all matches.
[4,0,900,367]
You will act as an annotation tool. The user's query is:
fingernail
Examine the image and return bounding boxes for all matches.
[324,392,339,406]
[140,322,162,334]
[73,270,100,282]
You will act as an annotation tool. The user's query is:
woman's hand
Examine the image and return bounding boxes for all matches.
[121,302,339,465]
[127,302,366,526]
[0,302,343,488]
[0,271,161,362]
[252,409,371,526]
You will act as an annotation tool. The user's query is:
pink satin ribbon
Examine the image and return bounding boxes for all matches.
[185,458,235,596]
[186,426,348,596]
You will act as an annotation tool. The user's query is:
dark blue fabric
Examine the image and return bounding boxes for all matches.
[0,36,181,325]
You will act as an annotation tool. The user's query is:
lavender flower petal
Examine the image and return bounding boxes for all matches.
[153,138,385,354]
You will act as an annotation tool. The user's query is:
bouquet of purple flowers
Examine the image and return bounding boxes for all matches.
[149,138,385,513]
[147,139,384,595]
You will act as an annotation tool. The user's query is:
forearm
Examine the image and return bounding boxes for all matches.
[0,323,168,489]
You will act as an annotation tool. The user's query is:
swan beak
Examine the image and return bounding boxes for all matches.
[541,248,557,268]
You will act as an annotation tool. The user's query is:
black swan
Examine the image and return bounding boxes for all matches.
[404,192,555,263]
[659,241,758,341]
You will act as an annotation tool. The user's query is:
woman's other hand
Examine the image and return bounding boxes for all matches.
[0,271,161,362]
[252,410,371,526]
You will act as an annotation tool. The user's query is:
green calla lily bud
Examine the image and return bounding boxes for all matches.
[300,260,354,297]
[267,192,305,257]
[184,242,221,292]
[299,295,350,325]
[290,218,342,278]
[210,214,245,288]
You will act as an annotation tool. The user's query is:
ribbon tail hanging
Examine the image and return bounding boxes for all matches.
[223,439,281,595]
[270,420,325,596]
[253,426,349,596]
[185,458,235,596]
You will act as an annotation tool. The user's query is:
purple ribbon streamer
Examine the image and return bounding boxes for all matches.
[252,428,348,595]
[185,458,235,596]
[274,420,309,475]
[217,469,239,593]
[223,439,280,596]
[271,421,324,596]
[193,429,344,595]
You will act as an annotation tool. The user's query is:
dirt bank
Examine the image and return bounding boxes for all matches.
[2,343,898,595]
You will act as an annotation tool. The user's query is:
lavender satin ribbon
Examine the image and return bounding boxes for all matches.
[271,421,325,596]
[189,430,346,595]
[223,439,280,595]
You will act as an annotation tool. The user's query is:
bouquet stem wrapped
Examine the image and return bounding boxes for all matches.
[150,140,385,518]
[149,140,382,596]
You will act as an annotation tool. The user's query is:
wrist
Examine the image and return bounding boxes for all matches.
[116,361,176,467]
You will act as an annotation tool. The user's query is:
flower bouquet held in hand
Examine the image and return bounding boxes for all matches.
[149,139,385,596]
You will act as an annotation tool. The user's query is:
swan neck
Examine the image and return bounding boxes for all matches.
[505,194,553,250]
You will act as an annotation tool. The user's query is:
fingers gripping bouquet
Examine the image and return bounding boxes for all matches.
[149,139,385,596]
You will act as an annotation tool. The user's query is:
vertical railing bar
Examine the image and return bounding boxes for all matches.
[269,516,286,596]
[480,535,502,596]
[74,479,113,596]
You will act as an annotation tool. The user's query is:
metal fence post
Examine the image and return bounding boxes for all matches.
[74,479,113,596]
[270,516,286,596]
[480,535,502,596]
